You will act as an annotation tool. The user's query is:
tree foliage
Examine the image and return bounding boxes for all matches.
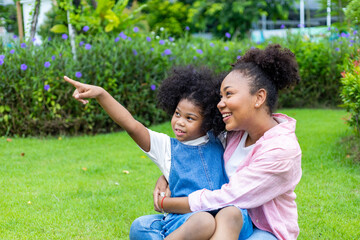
[188,0,296,39]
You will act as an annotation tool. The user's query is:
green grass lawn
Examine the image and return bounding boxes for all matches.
[1,109,359,239]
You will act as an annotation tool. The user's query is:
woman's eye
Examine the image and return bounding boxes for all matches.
[226,91,232,96]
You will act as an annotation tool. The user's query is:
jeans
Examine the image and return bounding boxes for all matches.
[129,214,277,240]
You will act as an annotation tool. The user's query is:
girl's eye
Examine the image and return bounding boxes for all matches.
[226,91,232,96]
[187,117,194,121]
[175,112,180,117]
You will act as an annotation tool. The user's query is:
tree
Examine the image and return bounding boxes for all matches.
[345,0,360,25]
[30,0,41,42]
[188,0,296,39]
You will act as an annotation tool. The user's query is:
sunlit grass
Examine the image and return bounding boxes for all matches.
[1,109,359,239]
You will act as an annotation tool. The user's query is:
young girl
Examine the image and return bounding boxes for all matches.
[65,65,253,239]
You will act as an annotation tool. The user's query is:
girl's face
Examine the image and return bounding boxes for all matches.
[217,71,257,131]
[171,98,206,142]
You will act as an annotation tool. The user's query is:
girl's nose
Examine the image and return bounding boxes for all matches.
[177,119,185,126]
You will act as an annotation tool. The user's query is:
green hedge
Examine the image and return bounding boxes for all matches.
[0,29,358,136]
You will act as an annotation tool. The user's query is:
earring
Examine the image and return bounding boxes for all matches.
[255,103,259,107]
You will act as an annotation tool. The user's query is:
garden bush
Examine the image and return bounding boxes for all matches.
[340,50,360,135]
[0,28,358,136]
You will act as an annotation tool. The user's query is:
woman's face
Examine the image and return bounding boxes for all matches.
[217,71,257,131]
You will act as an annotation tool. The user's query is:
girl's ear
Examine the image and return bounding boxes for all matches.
[254,88,267,108]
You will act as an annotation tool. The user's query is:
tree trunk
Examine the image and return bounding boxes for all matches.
[30,0,41,42]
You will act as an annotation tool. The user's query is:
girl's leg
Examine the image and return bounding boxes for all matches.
[246,228,277,240]
[165,212,216,240]
[210,206,243,240]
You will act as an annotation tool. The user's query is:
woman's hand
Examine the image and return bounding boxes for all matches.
[64,76,104,104]
[153,175,171,212]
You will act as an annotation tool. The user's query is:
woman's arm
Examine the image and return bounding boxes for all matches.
[64,76,150,151]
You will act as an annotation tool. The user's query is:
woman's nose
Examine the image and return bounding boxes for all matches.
[217,99,225,110]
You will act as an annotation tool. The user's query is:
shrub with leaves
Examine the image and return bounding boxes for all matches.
[340,51,360,135]
[1,27,358,136]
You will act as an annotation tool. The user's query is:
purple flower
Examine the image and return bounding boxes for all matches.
[193,56,197,60]
[59,53,62,57]
[133,49,138,56]
[150,48,154,51]
[169,37,174,42]
[209,42,214,47]
[350,40,355,43]
[354,30,358,35]
[21,64,27,71]
[44,84,50,91]
[225,32,231,38]
[32,37,36,42]
[238,49,242,53]
[328,27,332,31]
[21,43,27,48]
[75,72,82,78]
[280,24,285,29]
[297,23,304,28]
[10,49,15,54]
[349,44,353,47]
[196,49,203,54]
[85,44,92,50]
[185,26,190,31]
[146,36,151,42]
[163,49,172,55]
[62,34,68,40]
[340,32,348,38]
[0,55,4,60]
[128,37,132,41]
[119,32,127,40]
[115,37,120,42]
[133,27,139,33]
[44,61,51,68]
[0,59,4,65]
[79,41,84,46]
[151,84,156,91]
[224,46,229,51]
[251,46,255,49]
[51,55,56,61]
[335,47,340,52]
[159,40,165,45]
[13,35,18,39]
[48,37,51,41]
[237,55,241,60]
[83,26,89,32]
[339,41,343,44]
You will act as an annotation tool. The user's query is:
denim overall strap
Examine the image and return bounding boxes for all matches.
[169,132,228,198]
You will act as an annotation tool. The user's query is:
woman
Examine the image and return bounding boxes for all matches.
[130,44,302,240]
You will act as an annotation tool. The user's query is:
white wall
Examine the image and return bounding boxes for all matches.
[20,0,53,44]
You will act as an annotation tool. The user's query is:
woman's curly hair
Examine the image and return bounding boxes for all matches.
[232,44,301,114]
[157,65,225,136]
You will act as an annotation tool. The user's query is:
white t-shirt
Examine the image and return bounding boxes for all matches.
[143,129,210,180]
[225,131,254,178]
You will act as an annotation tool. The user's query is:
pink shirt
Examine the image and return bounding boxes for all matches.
[188,113,302,240]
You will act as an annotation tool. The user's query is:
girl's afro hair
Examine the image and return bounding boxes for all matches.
[157,65,225,136]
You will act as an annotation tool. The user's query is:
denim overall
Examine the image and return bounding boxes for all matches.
[161,131,229,237]
[129,132,255,239]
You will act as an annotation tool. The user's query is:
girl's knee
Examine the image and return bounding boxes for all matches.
[192,212,216,230]
[216,206,243,226]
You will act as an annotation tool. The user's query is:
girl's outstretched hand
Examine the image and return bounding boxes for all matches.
[64,76,104,105]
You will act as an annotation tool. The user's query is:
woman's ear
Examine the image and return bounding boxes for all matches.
[254,88,267,108]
